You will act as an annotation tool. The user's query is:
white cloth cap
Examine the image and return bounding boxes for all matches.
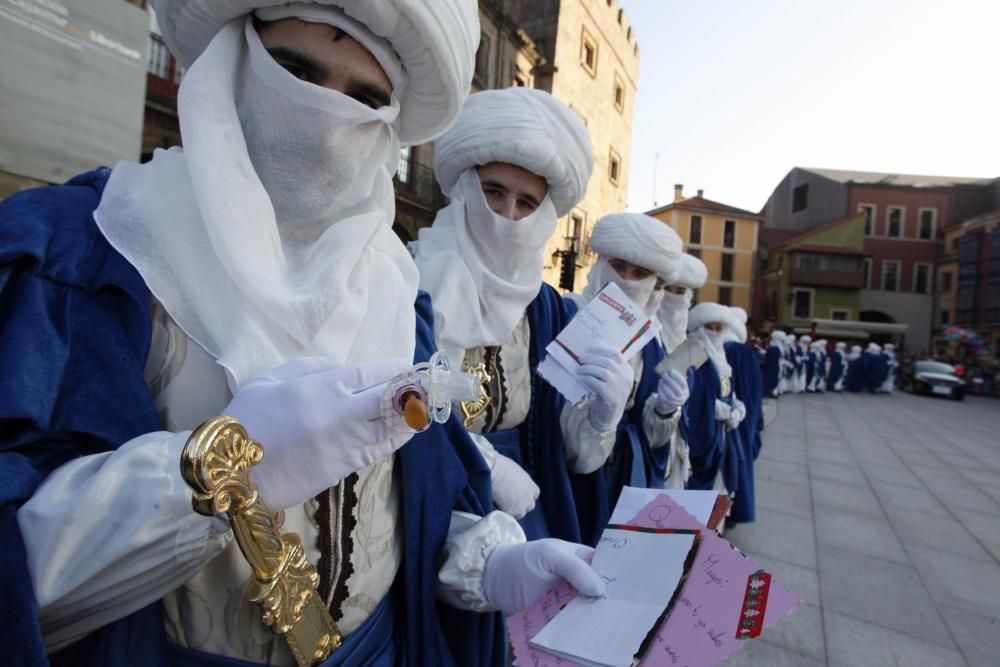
[867,342,882,354]
[728,307,748,344]
[433,88,593,217]
[835,341,847,350]
[688,303,738,334]
[589,213,683,285]
[671,253,708,289]
[150,0,479,145]
[687,303,733,378]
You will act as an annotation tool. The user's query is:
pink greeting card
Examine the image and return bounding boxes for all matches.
[507,494,801,667]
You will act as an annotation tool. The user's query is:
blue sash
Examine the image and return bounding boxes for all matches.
[166,596,396,667]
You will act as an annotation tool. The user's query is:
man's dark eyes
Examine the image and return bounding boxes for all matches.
[348,92,378,110]
[278,62,313,83]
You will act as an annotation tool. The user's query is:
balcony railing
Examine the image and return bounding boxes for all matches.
[789,267,865,289]
[394,154,445,211]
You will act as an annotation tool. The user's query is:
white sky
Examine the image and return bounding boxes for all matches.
[618,0,1000,214]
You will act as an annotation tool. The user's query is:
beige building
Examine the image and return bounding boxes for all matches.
[508,0,640,291]
[648,185,762,312]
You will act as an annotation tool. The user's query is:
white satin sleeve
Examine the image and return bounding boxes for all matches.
[437,510,526,612]
[642,393,680,450]
[468,431,498,469]
[16,430,232,653]
[560,402,617,474]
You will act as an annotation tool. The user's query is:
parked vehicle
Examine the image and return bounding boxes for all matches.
[900,360,966,400]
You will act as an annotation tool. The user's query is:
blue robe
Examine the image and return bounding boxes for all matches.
[863,352,887,393]
[846,356,865,393]
[482,284,602,546]
[805,351,817,389]
[827,351,845,390]
[680,362,732,492]
[762,345,782,397]
[725,342,762,524]
[0,170,503,667]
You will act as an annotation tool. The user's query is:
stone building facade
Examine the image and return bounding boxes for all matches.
[507,0,640,291]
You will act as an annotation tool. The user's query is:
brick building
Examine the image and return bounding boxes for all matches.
[762,167,993,352]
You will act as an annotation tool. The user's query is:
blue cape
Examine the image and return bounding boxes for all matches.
[827,351,845,390]
[846,356,865,393]
[680,362,731,491]
[0,171,502,667]
[762,346,782,396]
[724,342,762,524]
[805,351,817,386]
[863,352,887,392]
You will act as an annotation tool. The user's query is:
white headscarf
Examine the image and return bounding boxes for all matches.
[95,15,417,389]
[414,88,590,362]
[849,345,862,360]
[432,87,592,217]
[867,342,882,354]
[657,253,706,352]
[150,0,480,145]
[414,169,557,363]
[687,302,734,379]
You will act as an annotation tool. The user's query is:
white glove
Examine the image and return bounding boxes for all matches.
[714,399,732,424]
[654,369,690,416]
[727,398,747,431]
[224,356,415,511]
[483,539,606,615]
[491,453,540,519]
[579,347,634,432]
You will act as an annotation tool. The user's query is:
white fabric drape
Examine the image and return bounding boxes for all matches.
[658,290,692,352]
[95,18,417,388]
[414,169,556,365]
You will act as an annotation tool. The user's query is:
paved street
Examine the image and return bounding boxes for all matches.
[722,390,1000,667]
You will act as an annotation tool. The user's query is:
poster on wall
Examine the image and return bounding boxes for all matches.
[0,0,149,183]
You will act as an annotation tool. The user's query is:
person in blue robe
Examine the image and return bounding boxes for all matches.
[805,344,818,392]
[762,331,786,397]
[0,4,606,665]
[566,214,688,544]
[827,342,847,391]
[412,88,611,545]
[845,344,865,393]
[864,342,887,393]
[680,304,744,497]
[722,309,762,524]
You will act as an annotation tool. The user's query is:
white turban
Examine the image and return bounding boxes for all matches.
[150,0,479,145]
[687,303,736,378]
[835,341,847,351]
[672,253,708,289]
[726,307,748,344]
[589,213,683,285]
[433,88,593,217]
[867,342,882,354]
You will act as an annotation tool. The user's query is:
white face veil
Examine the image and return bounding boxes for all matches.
[95,15,418,388]
[658,289,692,352]
[580,257,658,313]
[413,168,557,363]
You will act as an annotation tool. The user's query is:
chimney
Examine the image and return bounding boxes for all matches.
[673,184,683,202]
[697,189,704,198]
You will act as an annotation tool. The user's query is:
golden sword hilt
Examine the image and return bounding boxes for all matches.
[180,416,342,667]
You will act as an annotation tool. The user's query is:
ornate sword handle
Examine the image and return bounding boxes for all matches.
[181,416,342,666]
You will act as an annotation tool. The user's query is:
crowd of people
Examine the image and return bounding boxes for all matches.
[762,333,899,397]
[0,1,767,665]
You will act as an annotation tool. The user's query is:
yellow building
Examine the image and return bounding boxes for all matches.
[647,185,762,311]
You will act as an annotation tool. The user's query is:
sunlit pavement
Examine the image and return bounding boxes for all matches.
[722,390,1000,666]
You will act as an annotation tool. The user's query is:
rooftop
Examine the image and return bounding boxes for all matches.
[648,195,762,220]
[801,167,992,189]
